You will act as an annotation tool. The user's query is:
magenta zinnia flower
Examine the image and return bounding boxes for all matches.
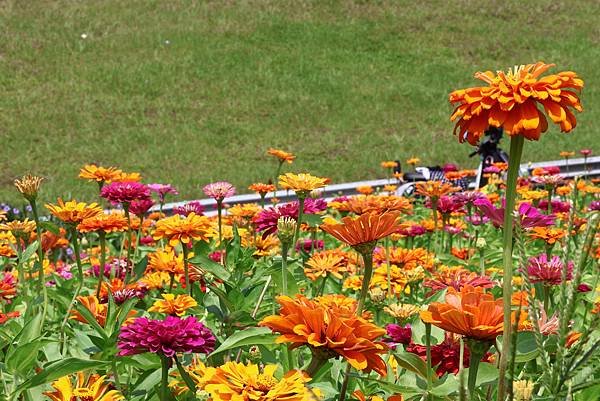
[117,316,215,357]
[524,254,573,286]
[129,198,155,216]
[386,324,412,348]
[173,201,205,216]
[203,181,235,202]
[253,199,326,238]
[148,183,179,203]
[474,198,555,229]
[101,181,151,206]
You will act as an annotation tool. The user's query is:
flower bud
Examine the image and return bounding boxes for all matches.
[513,380,533,401]
[195,389,210,401]
[476,237,487,249]
[277,216,296,243]
[248,345,262,361]
[369,287,386,303]
[14,174,44,202]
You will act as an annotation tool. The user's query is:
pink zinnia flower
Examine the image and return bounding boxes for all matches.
[537,200,570,213]
[386,324,412,347]
[101,181,151,206]
[117,316,215,358]
[474,198,555,229]
[525,254,573,286]
[203,181,235,202]
[295,239,324,253]
[580,149,592,157]
[173,201,205,216]
[129,198,155,216]
[253,199,326,238]
[148,183,179,203]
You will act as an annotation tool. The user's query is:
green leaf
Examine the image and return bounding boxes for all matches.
[7,313,43,358]
[39,221,60,235]
[189,252,231,283]
[514,332,539,363]
[6,338,51,375]
[20,241,39,262]
[73,300,109,341]
[210,327,276,357]
[14,358,109,395]
[393,350,434,381]
[465,362,498,386]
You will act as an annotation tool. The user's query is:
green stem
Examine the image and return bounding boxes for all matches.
[30,200,48,326]
[317,275,327,296]
[292,196,305,256]
[97,232,106,298]
[339,247,375,401]
[385,237,391,298]
[281,242,289,295]
[425,323,433,399]
[467,340,490,401]
[60,226,85,354]
[497,135,524,401]
[459,337,466,401]
[217,199,223,246]
[123,205,132,283]
[182,243,191,296]
[159,354,171,401]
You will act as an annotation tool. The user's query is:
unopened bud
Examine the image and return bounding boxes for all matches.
[513,380,533,401]
[277,216,296,243]
[195,389,210,401]
[476,238,487,249]
[369,287,386,303]
[248,345,262,361]
[14,174,44,202]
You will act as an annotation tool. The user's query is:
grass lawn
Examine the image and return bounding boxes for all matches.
[1,0,598,204]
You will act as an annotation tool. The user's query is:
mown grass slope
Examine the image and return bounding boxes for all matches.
[1,0,598,204]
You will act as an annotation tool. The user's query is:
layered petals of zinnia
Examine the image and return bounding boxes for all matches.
[320,212,400,248]
[153,213,215,246]
[450,62,584,145]
[43,373,124,401]
[199,362,315,401]
[420,285,518,341]
[45,199,103,225]
[259,295,388,376]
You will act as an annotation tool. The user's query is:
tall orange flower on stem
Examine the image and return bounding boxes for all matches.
[321,212,399,401]
[449,62,583,401]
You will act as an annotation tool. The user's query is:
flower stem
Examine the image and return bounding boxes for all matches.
[292,196,305,256]
[339,247,375,401]
[123,205,133,283]
[459,337,466,401]
[425,323,433,398]
[182,243,191,296]
[159,354,171,401]
[30,200,48,326]
[497,134,525,401]
[281,242,289,296]
[60,226,84,354]
[217,199,223,246]
[97,231,106,298]
[467,339,490,401]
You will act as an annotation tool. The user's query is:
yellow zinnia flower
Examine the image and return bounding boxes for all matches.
[153,213,215,246]
[45,199,103,225]
[278,173,328,195]
[44,373,124,401]
[148,293,197,316]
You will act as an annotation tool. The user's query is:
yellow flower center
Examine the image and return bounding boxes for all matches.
[72,388,95,401]
[255,374,278,391]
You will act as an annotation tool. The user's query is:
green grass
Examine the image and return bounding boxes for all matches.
[1,0,599,205]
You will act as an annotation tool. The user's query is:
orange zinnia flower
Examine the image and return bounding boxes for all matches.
[148,293,197,316]
[44,373,124,401]
[268,148,296,164]
[278,173,328,195]
[528,227,566,244]
[356,185,374,195]
[45,199,103,225]
[148,248,184,274]
[77,212,128,234]
[381,161,398,169]
[421,285,525,341]
[248,182,276,196]
[304,251,348,281]
[320,212,400,252]
[415,181,459,199]
[406,157,420,166]
[450,62,584,145]
[559,151,575,158]
[153,213,215,246]
[79,164,123,184]
[260,295,388,375]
